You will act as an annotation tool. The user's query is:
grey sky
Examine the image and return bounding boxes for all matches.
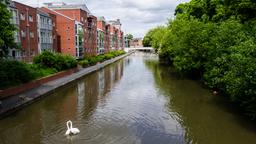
[14,0,189,38]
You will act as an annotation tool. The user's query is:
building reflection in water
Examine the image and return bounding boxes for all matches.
[0,59,127,144]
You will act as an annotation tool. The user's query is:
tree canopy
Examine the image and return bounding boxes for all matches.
[126,34,133,40]
[146,0,256,119]
[0,0,17,58]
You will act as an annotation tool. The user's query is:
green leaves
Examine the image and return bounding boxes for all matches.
[0,60,37,89]
[145,0,256,119]
[33,51,78,71]
[0,0,17,58]
[79,50,126,68]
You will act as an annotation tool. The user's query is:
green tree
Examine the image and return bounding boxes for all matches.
[126,34,133,40]
[143,26,166,49]
[125,34,133,47]
[0,0,17,58]
[149,0,256,119]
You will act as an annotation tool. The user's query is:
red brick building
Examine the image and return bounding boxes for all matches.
[40,7,77,57]
[8,1,125,62]
[97,17,106,54]
[105,24,111,53]
[87,15,97,56]
[44,2,97,56]
[50,13,58,52]
[14,1,39,62]
[109,19,124,50]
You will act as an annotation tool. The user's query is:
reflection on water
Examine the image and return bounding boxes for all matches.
[144,56,256,144]
[0,52,256,144]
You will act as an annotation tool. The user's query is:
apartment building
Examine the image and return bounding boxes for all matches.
[86,15,97,56]
[37,10,54,53]
[105,24,111,53]
[10,1,39,62]
[109,25,118,50]
[109,19,124,50]
[119,31,124,50]
[7,1,125,61]
[44,2,97,56]
[8,1,21,60]
[40,7,83,58]
[97,17,106,55]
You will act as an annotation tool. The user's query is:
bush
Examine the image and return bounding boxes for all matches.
[105,53,114,60]
[79,50,126,68]
[0,60,37,89]
[28,64,57,78]
[79,59,90,68]
[33,51,77,71]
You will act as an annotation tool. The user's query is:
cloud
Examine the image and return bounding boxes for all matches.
[14,0,190,37]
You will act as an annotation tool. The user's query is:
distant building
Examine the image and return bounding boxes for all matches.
[109,19,124,50]
[87,15,98,56]
[97,17,106,55]
[105,23,111,53]
[130,38,143,48]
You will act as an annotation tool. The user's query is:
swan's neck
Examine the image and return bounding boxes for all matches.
[70,121,73,129]
[67,121,71,130]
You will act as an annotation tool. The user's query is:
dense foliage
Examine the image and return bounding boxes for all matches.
[142,26,167,52]
[0,60,36,89]
[79,50,126,68]
[145,0,256,119]
[0,0,17,58]
[0,52,77,89]
[33,51,77,71]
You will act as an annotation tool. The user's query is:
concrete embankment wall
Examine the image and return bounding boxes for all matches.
[0,51,134,118]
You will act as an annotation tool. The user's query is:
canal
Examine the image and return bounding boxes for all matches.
[0,52,256,144]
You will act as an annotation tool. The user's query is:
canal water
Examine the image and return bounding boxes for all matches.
[0,52,256,144]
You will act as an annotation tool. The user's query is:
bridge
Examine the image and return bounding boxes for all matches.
[124,47,155,52]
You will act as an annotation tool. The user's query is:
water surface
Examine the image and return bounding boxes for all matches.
[0,52,256,144]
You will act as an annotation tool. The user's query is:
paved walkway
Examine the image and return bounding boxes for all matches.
[0,51,134,118]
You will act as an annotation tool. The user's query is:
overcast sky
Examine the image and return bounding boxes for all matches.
[15,0,189,38]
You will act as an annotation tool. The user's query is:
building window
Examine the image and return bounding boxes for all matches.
[48,19,51,25]
[29,15,33,22]
[20,13,25,20]
[21,30,26,37]
[30,32,34,38]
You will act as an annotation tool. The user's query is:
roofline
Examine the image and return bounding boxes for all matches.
[13,1,37,10]
[42,7,75,21]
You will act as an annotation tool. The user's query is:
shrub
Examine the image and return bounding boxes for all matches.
[79,60,90,68]
[28,64,57,78]
[80,50,126,67]
[105,53,114,60]
[0,60,37,89]
[33,51,77,71]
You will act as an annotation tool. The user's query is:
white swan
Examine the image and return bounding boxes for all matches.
[65,120,80,135]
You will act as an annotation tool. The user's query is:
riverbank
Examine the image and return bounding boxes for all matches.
[0,51,134,118]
